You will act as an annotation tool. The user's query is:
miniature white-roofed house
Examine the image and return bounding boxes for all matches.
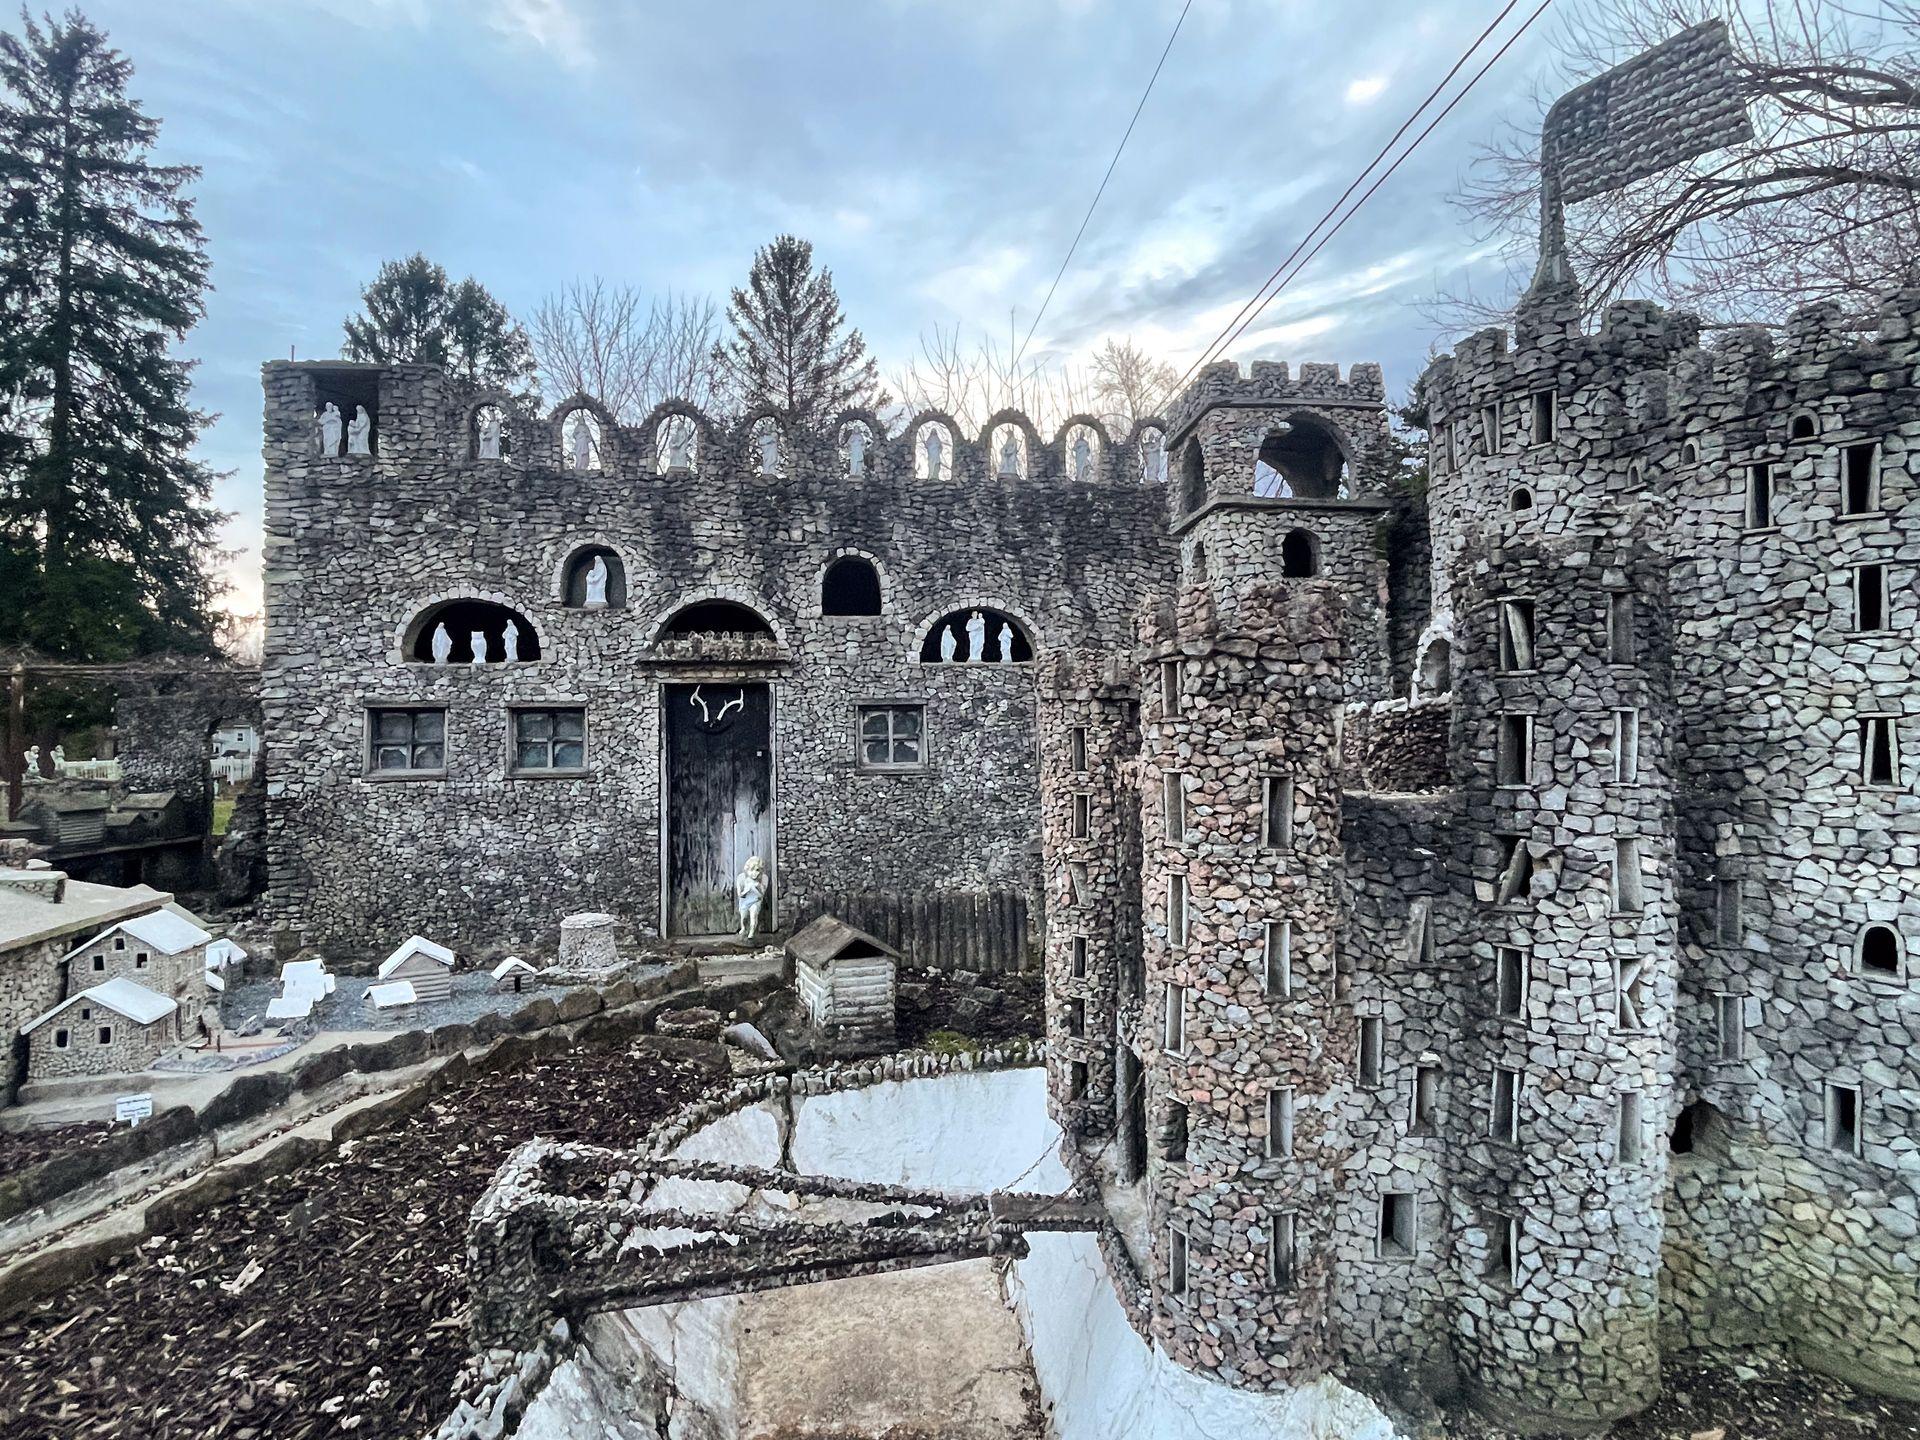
[378,935,456,1002]
[57,906,211,1036]
[20,975,180,1082]
[491,956,538,993]
[363,980,418,1012]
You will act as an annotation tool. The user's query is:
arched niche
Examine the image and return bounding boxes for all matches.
[407,599,541,664]
[991,423,1028,479]
[919,607,1033,664]
[471,403,511,461]
[1858,923,1904,977]
[558,408,604,472]
[1253,414,1351,499]
[656,414,699,474]
[1280,528,1320,578]
[1680,439,1700,466]
[1178,439,1206,513]
[1138,426,1168,485]
[915,419,954,481]
[661,599,774,639]
[1416,637,1452,697]
[839,419,874,478]
[561,545,627,610]
[822,555,883,616]
[749,415,784,476]
[1063,422,1101,482]
[1508,484,1535,514]
[1788,412,1817,442]
[1189,541,1209,584]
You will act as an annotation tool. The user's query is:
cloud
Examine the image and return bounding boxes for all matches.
[1345,75,1387,104]
[487,0,591,69]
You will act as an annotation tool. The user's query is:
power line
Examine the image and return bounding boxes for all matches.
[1154,0,1553,415]
[1009,0,1197,376]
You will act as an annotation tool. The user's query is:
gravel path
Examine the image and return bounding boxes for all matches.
[220,965,674,1035]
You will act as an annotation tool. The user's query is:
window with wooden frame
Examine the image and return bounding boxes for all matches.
[1496,599,1536,672]
[1744,463,1774,529]
[367,706,447,776]
[856,703,925,772]
[1860,715,1900,788]
[1263,919,1292,998]
[511,706,588,774]
[1842,442,1881,515]
[1261,775,1294,848]
[1852,563,1889,633]
[1071,792,1091,840]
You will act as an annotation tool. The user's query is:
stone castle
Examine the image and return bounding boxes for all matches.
[258,269,1918,1428]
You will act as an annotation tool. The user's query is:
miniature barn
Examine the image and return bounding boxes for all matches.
[787,915,900,1055]
[377,935,455,1002]
[20,976,180,1082]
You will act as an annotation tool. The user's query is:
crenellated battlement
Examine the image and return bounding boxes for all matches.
[1164,357,1386,447]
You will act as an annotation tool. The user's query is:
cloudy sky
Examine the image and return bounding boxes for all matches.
[71,0,1568,616]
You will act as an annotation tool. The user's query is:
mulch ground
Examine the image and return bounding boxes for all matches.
[894,966,1045,1050]
[0,1121,121,1174]
[0,1037,727,1440]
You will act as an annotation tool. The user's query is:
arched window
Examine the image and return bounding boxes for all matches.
[915,420,953,480]
[822,556,882,616]
[1680,439,1700,466]
[656,415,698,474]
[920,608,1033,663]
[991,424,1027,479]
[1508,485,1535,513]
[409,599,540,663]
[1858,923,1903,977]
[1789,413,1816,442]
[1626,461,1644,488]
[1253,416,1350,499]
[662,600,772,639]
[1178,440,1206,514]
[1280,529,1319,578]
[1417,638,1452,697]
[559,409,603,472]
[471,404,510,461]
[562,546,626,610]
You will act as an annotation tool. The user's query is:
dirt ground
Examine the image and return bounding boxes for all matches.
[893,966,1045,1050]
[0,1119,121,1173]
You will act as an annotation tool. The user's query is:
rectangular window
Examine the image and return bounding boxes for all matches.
[1263,919,1291,998]
[1068,999,1086,1038]
[1069,1060,1088,1100]
[1070,726,1089,773]
[1530,390,1557,445]
[1163,772,1186,841]
[1489,1213,1520,1287]
[1070,936,1088,979]
[1825,1082,1862,1155]
[1495,835,1530,905]
[1409,898,1436,965]
[1268,1086,1294,1158]
[1167,874,1189,949]
[367,706,447,774]
[1163,982,1187,1055]
[857,703,923,771]
[97,1025,113,1046]
[1612,838,1645,914]
[511,706,588,773]
[1715,992,1745,1062]
[1607,592,1636,665]
[1160,660,1181,716]
[1617,1091,1644,1165]
[1261,775,1293,848]
[1269,1211,1297,1291]
[1612,709,1640,783]
[1843,442,1880,515]
[1165,1098,1189,1162]
[1358,1017,1384,1086]
[1715,876,1744,944]
[1065,861,1087,907]
[91,955,105,972]
[1377,1192,1416,1259]
[1860,715,1900,787]
[134,952,149,970]
[1495,945,1527,1019]
[1497,599,1536,672]
[1168,1226,1190,1299]
[53,1027,69,1049]
[1481,403,1500,454]
[1496,713,1533,786]
[1744,463,1774,529]
[1071,792,1091,840]
[1413,1065,1441,1132]
[1615,955,1648,1031]
[1853,563,1888,632]
[1490,1067,1520,1143]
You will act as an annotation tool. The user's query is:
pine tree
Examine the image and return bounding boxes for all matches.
[711,235,884,425]
[0,9,226,658]
[342,254,535,392]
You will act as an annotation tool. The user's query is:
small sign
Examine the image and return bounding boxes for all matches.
[115,1093,154,1127]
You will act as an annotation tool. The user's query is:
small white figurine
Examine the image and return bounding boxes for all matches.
[318,402,342,456]
[469,629,488,664]
[347,405,372,455]
[584,555,610,609]
[847,427,866,477]
[922,426,943,478]
[965,610,986,663]
[939,623,959,663]
[22,745,40,777]
[478,409,502,460]
[431,623,454,665]
[1143,433,1166,484]
[570,415,593,471]
[758,427,779,475]
[1071,433,1093,482]
[51,744,66,774]
[999,435,1019,477]
[667,419,694,470]
[997,623,1014,662]
[503,619,520,662]
[736,856,767,942]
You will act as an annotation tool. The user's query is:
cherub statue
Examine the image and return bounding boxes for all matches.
[736,856,768,942]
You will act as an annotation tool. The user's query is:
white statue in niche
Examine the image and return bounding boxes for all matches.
[430,623,454,665]
[965,610,986,662]
[758,426,779,475]
[735,855,767,942]
[1143,432,1166,483]
[1071,433,1093,482]
[846,427,866,477]
[998,434,1019,478]
[997,622,1014,662]
[569,415,593,471]
[922,426,943,479]
[318,402,342,456]
[503,620,521,662]
[939,623,959,663]
[668,419,694,471]
[347,405,372,455]
[584,555,610,609]
[469,630,489,665]
[478,409,502,460]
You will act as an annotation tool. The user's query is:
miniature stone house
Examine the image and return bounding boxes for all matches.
[788,915,900,1055]
[20,976,180,1082]
[376,935,455,1002]
[57,908,211,1040]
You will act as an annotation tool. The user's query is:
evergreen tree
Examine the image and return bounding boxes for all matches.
[342,253,535,392]
[0,9,226,658]
[711,235,883,425]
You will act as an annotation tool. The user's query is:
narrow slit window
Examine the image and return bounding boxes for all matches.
[1495,835,1530,905]
[1860,716,1900,787]
[1070,726,1089,773]
[1160,660,1181,716]
[1068,998,1086,1038]
[1168,1225,1190,1298]
[1612,709,1640,783]
[1825,1083,1862,1155]
[1617,1091,1644,1165]
[1264,920,1292,998]
[1615,955,1649,1031]
[1496,713,1534,786]
[1853,564,1888,632]
[1071,792,1091,840]
[1481,403,1500,454]
[1163,772,1186,841]
[1165,1099,1189,1162]
[1163,982,1187,1054]
[1358,1017,1385,1086]
[1413,1065,1441,1132]
[1268,1086,1294,1158]
[1409,899,1436,965]
[1745,463,1774,529]
[1069,1059,1088,1100]
[1377,1192,1416,1259]
[1070,935,1088,979]
[1270,1211,1297,1291]
[1495,945,1526,1019]
[1531,390,1557,445]
[1843,442,1880,514]
[1608,592,1636,665]
[1716,993,1744,1062]
[1497,599,1536,672]
[1168,874,1189,948]
[1261,775,1294,848]
[1490,1066,1520,1143]
[1716,876,1744,944]
[1488,1213,1520,1287]
[1612,838,1646,914]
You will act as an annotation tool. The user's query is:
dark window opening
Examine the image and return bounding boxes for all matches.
[1671,1099,1732,1159]
[1068,999,1086,1038]
[98,1026,113,1046]
[1280,529,1319,578]
[1270,1212,1297,1291]
[53,1027,70,1049]
[664,600,774,639]
[1164,1098,1189,1162]
[1496,713,1533,786]
[1358,1017,1384,1085]
[1261,775,1293,848]
[1825,1083,1861,1155]
[1413,1066,1440,1132]
[1069,1060,1088,1100]
[1745,464,1774,529]
[1508,485,1534,513]
[1070,727,1089,773]
[1681,439,1700,465]
[919,608,1033,663]
[1253,416,1350,499]
[1530,390,1557,445]
[409,599,541,663]
[822,556,883,615]
[1843,443,1880,514]
[1495,945,1526,1018]
[1853,564,1888,632]
[1861,716,1899,787]
[1417,638,1452,695]
[1488,1213,1518,1286]
[1497,600,1535,671]
[1789,413,1816,442]
[858,704,924,771]
[1178,440,1207,513]
[1070,936,1088,978]
[1608,592,1637,664]
[1860,924,1902,977]
[1190,541,1209,583]
[562,546,627,609]
[1377,1193,1416,1258]
[1491,1067,1519,1143]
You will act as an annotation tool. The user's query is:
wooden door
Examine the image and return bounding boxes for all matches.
[664,682,773,937]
